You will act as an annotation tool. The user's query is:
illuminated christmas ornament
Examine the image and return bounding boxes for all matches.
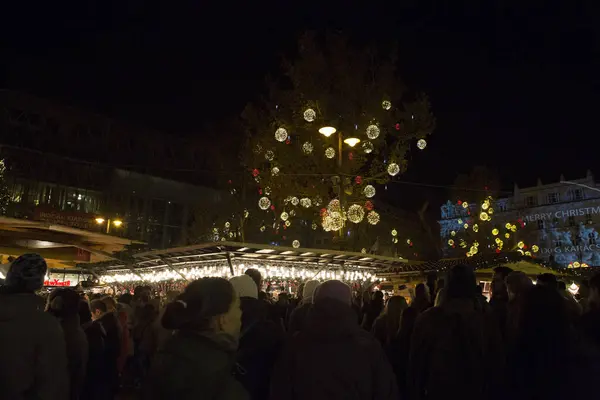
[287,197,297,206]
[382,100,392,110]
[395,123,401,130]
[366,124,380,139]
[517,241,525,249]
[393,237,399,244]
[300,198,312,208]
[244,209,249,218]
[406,239,412,245]
[473,241,479,247]
[289,209,296,217]
[492,228,499,236]
[212,227,218,234]
[482,201,489,210]
[365,201,374,211]
[417,139,427,150]
[260,225,266,232]
[311,222,317,230]
[448,239,455,246]
[574,261,581,268]
[280,212,289,221]
[387,163,400,176]
[460,240,467,248]
[525,251,532,256]
[532,244,539,253]
[510,225,517,232]
[258,197,271,210]
[363,185,376,198]
[488,208,494,214]
[265,150,274,161]
[505,223,512,230]
[464,223,469,229]
[480,212,489,221]
[367,210,380,225]
[252,169,260,177]
[505,233,510,239]
[313,196,323,207]
[329,212,344,230]
[328,199,341,212]
[271,167,280,176]
[391,229,398,237]
[302,142,314,154]
[325,147,336,159]
[470,246,478,255]
[473,224,479,232]
[451,230,456,236]
[275,127,288,142]
[355,176,362,185]
[303,108,316,122]
[285,220,291,227]
[225,222,231,228]
[582,263,589,268]
[292,240,301,248]
[264,186,272,196]
[362,141,374,154]
[458,219,463,224]
[462,202,469,209]
[361,248,367,254]
[347,204,365,223]
[221,237,226,242]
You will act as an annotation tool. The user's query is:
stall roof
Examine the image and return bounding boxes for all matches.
[84,241,427,274]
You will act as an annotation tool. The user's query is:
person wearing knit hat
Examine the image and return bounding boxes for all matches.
[0,254,69,399]
[230,275,258,299]
[271,279,399,399]
[288,279,320,334]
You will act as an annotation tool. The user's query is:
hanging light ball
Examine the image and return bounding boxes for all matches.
[311,222,317,230]
[488,208,494,215]
[481,201,490,210]
[473,224,479,232]
[367,210,380,225]
[313,196,323,207]
[362,141,374,154]
[289,209,296,217]
[532,244,539,253]
[480,212,489,221]
[365,200,374,211]
[271,167,280,176]
[387,163,400,176]
[303,108,316,122]
[291,197,299,206]
[505,233,510,239]
[451,230,456,236]
[328,199,341,212]
[366,124,380,139]
[492,228,499,236]
[517,241,525,249]
[301,142,314,155]
[464,223,469,229]
[225,222,231,228]
[292,239,301,248]
[393,237,399,244]
[265,150,274,161]
[417,139,427,150]
[300,198,312,208]
[260,225,266,232]
[347,204,365,223]
[285,220,291,227]
[280,212,289,221]
[363,185,376,198]
[258,197,271,210]
[462,202,469,209]
[448,239,455,246]
[275,128,288,142]
[325,147,336,159]
[391,229,398,236]
[329,212,344,230]
[382,100,392,110]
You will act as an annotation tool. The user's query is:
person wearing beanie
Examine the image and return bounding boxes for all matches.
[287,279,319,334]
[271,280,398,400]
[408,264,504,400]
[0,253,69,400]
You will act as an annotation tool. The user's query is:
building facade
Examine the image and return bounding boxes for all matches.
[440,171,600,267]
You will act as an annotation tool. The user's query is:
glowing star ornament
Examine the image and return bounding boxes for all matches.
[362,141,374,154]
[532,244,539,253]
[363,185,376,198]
[480,212,489,221]
[271,167,280,176]
[417,139,427,150]
[347,204,365,223]
[292,240,301,248]
[387,163,400,176]
[366,124,380,140]
[275,127,288,142]
[325,147,336,159]
[302,142,314,154]
[303,108,316,122]
[382,100,392,110]
[258,197,271,210]
[367,210,380,225]
[265,150,274,161]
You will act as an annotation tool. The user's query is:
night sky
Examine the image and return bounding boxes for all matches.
[2,2,599,208]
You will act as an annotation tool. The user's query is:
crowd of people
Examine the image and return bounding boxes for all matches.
[1,253,600,399]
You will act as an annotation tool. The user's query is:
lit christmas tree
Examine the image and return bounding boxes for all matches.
[241,32,435,248]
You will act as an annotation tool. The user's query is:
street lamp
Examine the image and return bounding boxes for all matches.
[95,217,124,234]
[343,137,361,147]
[319,126,336,137]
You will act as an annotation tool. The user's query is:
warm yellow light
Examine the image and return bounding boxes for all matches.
[573,261,581,268]
[517,241,525,249]
[492,228,499,236]
[112,220,123,227]
[344,137,361,147]
[532,244,539,253]
[319,126,336,137]
[95,217,105,225]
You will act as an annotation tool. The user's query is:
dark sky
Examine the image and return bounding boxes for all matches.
[2,2,599,206]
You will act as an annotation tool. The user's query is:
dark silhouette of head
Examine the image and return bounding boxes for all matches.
[536,273,558,291]
[244,268,262,291]
[445,264,477,300]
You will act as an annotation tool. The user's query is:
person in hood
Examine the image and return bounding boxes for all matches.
[270,280,398,400]
[0,253,69,400]
[47,288,89,400]
[230,275,283,400]
[144,277,248,400]
[408,264,504,400]
[287,279,319,334]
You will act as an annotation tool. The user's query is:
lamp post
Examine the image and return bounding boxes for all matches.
[95,217,123,234]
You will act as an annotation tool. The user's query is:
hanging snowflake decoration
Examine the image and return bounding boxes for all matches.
[362,141,374,154]
[300,198,312,208]
[253,143,263,154]
[366,124,380,139]
[313,196,323,207]
[347,204,365,223]
[302,142,314,154]
[258,197,271,210]
[265,150,274,161]
[292,240,301,248]
[275,128,288,142]
[271,167,280,176]
[382,100,392,110]
[417,139,427,150]
[303,108,316,122]
[387,163,400,176]
[325,147,336,159]
[280,212,289,221]
[363,185,376,198]
[367,210,380,225]
[291,197,299,206]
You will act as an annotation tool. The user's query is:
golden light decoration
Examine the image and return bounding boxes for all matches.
[387,163,400,176]
[291,197,299,206]
[328,199,341,212]
[319,126,336,137]
[303,108,316,122]
[302,142,314,154]
[467,251,473,257]
[280,212,289,221]
[492,228,499,236]
[480,212,489,221]
[271,167,279,176]
[362,141,374,154]
[517,249,524,255]
[363,185,376,198]
[532,244,539,253]
[482,201,489,210]
[285,220,291,227]
[275,127,288,142]
[344,137,361,147]
[505,233,510,239]
[347,204,365,223]
[393,237,399,244]
[473,224,479,232]
[462,202,469,209]
[382,100,392,110]
[488,208,494,214]
[458,219,463,224]
[582,263,589,268]
[510,225,517,232]
[406,238,412,245]
[325,147,336,159]
[289,209,296,217]
[367,210,380,225]
[451,230,456,236]
[470,246,478,255]
[460,239,467,248]
[391,229,398,237]
[313,196,323,207]
[361,248,367,254]
[265,150,275,161]
[329,212,344,230]
[311,222,318,230]
[264,186,272,196]
[366,124,380,139]
[417,139,427,150]
[300,198,312,208]
[225,222,230,228]
[464,223,469,229]
[448,239,455,246]
[517,241,525,249]
[525,251,532,256]
[260,225,266,232]
[258,197,271,210]
[505,223,512,230]
[292,240,301,248]
[495,238,503,245]
[473,241,479,247]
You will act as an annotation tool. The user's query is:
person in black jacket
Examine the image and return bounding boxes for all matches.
[91,299,121,396]
[79,300,109,400]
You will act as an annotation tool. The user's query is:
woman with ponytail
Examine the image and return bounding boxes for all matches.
[144,277,248,400]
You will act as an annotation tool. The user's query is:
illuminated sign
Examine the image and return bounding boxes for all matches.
[523,206,600,222]
[44,279,73,287]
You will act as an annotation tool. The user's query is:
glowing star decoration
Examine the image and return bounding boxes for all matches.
[275,127,288,142]
[292,240,301,248]
[451,230,456,236]
[517,241,525,249]
[325,147,336,159]
[347,204,365,223]
[280,212,289,221]
[291,197,299,206]
[302,142,314,154]
[448,239,455,246]
[258,197,271,210]
[480,212,489,221]
[417,139,427,150]
[391,229,398,237]
[265,150,274,161]
[362,141,374,154]
[363,185,376,198]
[382,100,392,110]
[387,163,400,176]
[532,244,539,253]
[271,167,280,176]
[473,224,479,232]
[366,125,380,140]
[492,228,499,236]
[300,198,312,208]
[462,202,469,209]
[367,210,380,225]
[303,108,316,122]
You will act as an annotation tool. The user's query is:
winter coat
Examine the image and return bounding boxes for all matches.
[59,317,88,400]
[0,292,69,400]
[236,297,284,400]
[81,320,109,400]
[270,298,398,400]
[408,299,504,400]
[144,331,249,400]
[116,309,132,372]
[578,307,600,348]
[287,302,311,335]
